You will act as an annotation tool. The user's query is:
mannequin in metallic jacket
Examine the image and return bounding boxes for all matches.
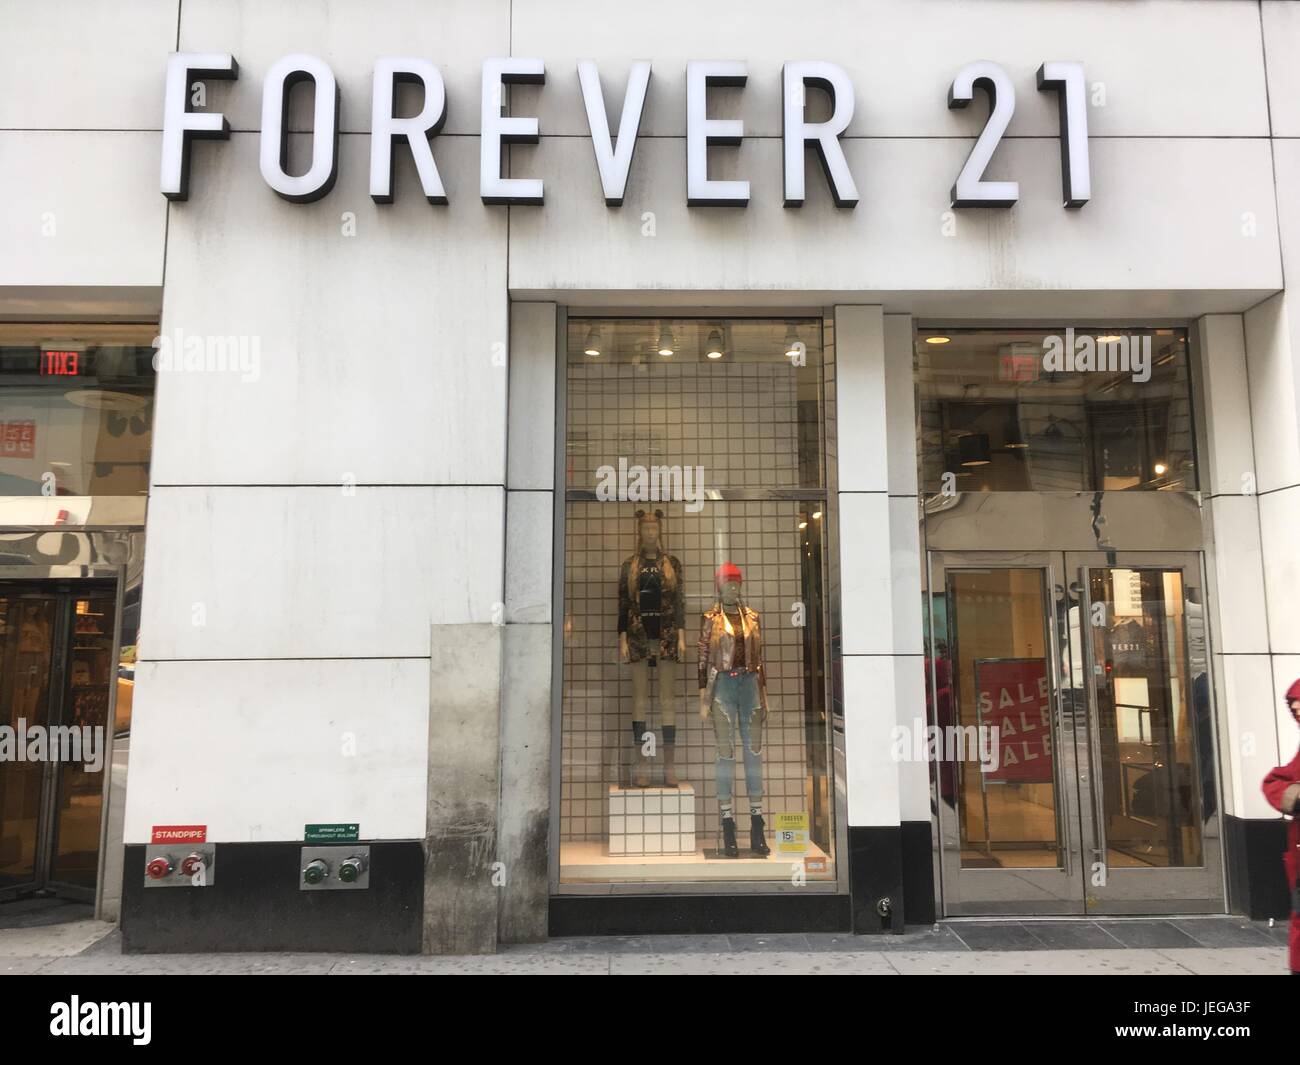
[618,509,686,787]
[698,562,770,858]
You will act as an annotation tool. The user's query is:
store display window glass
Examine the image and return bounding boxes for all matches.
[559,317,837,887]
[916,327,1197,493]
[0,325,157,498]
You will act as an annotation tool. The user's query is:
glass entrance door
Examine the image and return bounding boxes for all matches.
[0,582,116,902]
[0,589,59,896]
[928,552,1223,915]
[1064,552,1222,913]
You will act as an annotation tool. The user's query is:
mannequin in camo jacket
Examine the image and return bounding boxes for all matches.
[618,509,685,786]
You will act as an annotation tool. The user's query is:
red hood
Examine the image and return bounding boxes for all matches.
[1287,678,1300,703]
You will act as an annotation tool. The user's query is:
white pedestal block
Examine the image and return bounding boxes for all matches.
[607,785,696,856]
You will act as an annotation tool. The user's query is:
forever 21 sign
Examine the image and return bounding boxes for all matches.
[160,54,1091,211]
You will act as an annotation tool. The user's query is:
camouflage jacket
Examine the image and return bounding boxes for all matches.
[618,552,686,662]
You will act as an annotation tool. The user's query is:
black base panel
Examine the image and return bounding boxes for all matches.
[548,893,851,937]
[900,820,937,926]
[1223,814,1292,921]
[120,842,424,954]
[848,825,905,933]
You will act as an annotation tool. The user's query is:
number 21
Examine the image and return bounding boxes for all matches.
[948,59,1090,209]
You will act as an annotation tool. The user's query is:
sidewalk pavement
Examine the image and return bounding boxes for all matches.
[0,907,1291,975]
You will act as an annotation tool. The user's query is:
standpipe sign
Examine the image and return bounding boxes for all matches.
[161,55,1091,211]
[150,824,207,844]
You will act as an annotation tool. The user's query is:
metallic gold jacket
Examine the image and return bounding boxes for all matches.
[697,603,766,703]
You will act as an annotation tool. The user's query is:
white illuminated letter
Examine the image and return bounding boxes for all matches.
[370,57,448,204]
[160,52,238,201]
[1036,60,1090,208]
[948,60,1018,208]
[577,59,651,207]
[782,60,858,208]
[260,54,340,203]
[480,57,545,205]
[686,60,749,207]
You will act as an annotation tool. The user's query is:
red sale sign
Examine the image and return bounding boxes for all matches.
[974,658,1053,784]
[0,421,36,458]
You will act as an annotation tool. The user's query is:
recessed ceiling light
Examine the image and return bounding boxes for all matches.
[925,336,951,345]
[1095,334,1123,343]
[1154,462,1167,476]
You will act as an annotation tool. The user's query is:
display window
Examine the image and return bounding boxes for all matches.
[558,317,838,888]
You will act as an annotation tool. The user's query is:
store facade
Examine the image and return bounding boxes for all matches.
[4,0,1300,952]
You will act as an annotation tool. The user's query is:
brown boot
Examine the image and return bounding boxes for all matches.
[663,741,679,787]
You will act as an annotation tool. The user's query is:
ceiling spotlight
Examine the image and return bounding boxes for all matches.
[705,328,725,359]
[811,510,822,520]
[925,335,951,345]
[784,325,802,358]
[798,520,808,530]
[657,327,675,357]
[1154,462,1168,476]
[1095,334,1123,343]
[583,327,601,357]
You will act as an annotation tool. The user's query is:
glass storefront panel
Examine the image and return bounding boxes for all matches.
[0,325,157,498]
[916,327,1196,494]
[49,592,116,889]
[944,567,1063,870]
[0,593,57,890]
[1083,566,1207,869]
[559,317,836,886]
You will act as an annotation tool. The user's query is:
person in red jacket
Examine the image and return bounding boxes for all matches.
[1262,678,1300,975]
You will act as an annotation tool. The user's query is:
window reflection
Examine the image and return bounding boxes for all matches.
[917,328,1196,493]
[0,326,156,498]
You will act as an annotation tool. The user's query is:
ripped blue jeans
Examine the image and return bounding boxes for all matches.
[711,670,764,806]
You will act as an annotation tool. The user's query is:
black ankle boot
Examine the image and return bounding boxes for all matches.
[750,815,771,857]
[721,817,739,858]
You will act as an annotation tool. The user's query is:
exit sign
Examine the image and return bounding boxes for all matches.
[40,350,80,376]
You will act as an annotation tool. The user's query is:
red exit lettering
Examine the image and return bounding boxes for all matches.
[40,350,80,376]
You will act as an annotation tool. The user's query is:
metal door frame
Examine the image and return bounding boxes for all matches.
[0,578,116,903]
[0,584,63,901]
[929,549,1226,916]
[1064,550,1225,915]
[929,550,1088,916]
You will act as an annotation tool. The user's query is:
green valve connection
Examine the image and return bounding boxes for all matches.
[302,859,329,885]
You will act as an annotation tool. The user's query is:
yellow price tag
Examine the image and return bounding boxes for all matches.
[774,812,809,855]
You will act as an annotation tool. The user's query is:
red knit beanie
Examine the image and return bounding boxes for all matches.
[714,562,743,590]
